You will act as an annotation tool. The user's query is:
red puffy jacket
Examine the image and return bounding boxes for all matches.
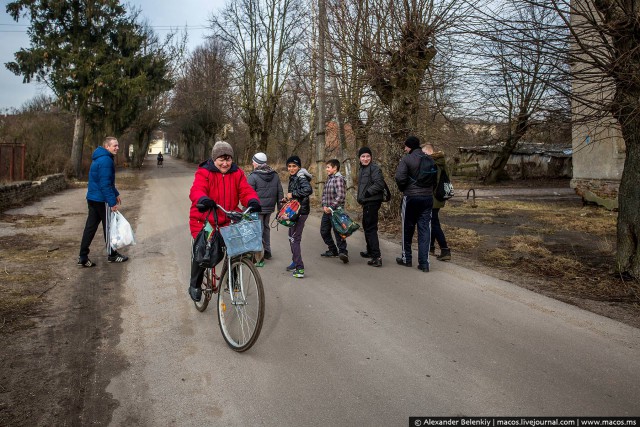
[189,160,260,238]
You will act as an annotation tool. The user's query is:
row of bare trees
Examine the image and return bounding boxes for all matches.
[7,0,639,278]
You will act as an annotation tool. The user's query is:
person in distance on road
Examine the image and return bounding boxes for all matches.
[188,141,261,302]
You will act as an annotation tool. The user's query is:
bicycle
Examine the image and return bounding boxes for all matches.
[192,205,265,352]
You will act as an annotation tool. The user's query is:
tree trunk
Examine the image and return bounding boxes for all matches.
[315,0,327,195]
[69,112,85,178]
[616,119,640,278]
[484,113,530,184]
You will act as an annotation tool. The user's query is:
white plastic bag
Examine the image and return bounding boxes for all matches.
[109,211,136,250]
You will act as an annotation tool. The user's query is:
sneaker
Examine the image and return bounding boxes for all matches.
[367,257,382,267]
[360,251,372,258]
[396,257,412,267]
[339,252,349,264]
[189,286,202,301]
[108,252,129,263]
[77,258,96,268]
[418,264,429,272]
[321,250,339,257]
[264,251,272,260]
[292,268,305,278]
[437,249,451,261]
[286,262,297,271]
[255,260,265,267]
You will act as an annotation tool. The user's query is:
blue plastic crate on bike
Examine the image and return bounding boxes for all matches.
[219,212,263,257]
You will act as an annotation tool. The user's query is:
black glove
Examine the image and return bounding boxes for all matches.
[197,197,217,212]
[247,200,262,213]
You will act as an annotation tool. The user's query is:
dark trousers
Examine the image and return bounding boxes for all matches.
[289,214,308,269]
[430,208,448,250]
[79,200,113,259]
[400,195,432,267]
[362,201,382,258]
[320,212,347,254]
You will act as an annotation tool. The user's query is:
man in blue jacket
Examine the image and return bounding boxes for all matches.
[78,137,129,266]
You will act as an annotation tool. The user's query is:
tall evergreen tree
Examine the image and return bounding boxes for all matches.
[5,0,172,177]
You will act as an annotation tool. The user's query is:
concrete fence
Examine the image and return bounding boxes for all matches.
[0,174,67,212]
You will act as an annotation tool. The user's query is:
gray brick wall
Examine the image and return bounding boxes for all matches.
[0,174,68,212]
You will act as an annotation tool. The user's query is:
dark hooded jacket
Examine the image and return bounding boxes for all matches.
[287,168,313,215]
[395,148,433,197]
[247,165,284,215]
[357,162,385,204]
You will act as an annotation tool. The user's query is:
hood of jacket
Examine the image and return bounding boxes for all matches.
[92,146,113,161]
[297,168,313,180]
[198,158,240,174]
[252,165,277,182]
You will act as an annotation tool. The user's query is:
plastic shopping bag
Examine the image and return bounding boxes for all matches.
[109,211,136,250]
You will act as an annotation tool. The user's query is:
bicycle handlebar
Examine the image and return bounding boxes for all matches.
[196,203,254,223]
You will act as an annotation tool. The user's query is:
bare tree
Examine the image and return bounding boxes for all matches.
[524,0,640,279]
[209,0,308,163]
[169,40,232,163]
[465,1,570,184]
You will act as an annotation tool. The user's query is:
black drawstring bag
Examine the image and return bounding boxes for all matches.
[193,208,225,268]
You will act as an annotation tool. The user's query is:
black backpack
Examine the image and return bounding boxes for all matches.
[410,155,438,188]
[434,166,454,201]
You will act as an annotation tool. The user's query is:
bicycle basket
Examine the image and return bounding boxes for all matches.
[219,219,263,257]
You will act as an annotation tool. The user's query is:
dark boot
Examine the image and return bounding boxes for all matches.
[367,257,382,267]
[437,248,451,261]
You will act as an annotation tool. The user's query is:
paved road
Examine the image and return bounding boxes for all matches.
[107,156,640,426]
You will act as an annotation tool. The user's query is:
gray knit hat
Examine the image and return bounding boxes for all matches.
[252,152,267,165]
[211,141,234,160]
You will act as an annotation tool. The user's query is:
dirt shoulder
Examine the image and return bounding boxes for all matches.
[380,178,640,329]
[0,170,143,426]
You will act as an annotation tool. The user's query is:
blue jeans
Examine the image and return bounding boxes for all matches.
[400,195,432,267]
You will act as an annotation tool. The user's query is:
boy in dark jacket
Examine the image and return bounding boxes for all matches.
[395,136,433,272]
[320,159,348,263]
[356,147,386,267]
[284,156,313,278]
[78,137,128,267]
[247,152,284,266]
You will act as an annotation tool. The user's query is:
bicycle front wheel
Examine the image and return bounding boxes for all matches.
[217,256,264,352]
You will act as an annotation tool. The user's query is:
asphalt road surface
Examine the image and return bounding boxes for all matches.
[106,156,640,426]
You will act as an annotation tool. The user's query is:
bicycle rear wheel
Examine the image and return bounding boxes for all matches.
[217,257,264,352]
[193,268,213,312]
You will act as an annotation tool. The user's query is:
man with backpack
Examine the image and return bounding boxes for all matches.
[356,147,386,267]
[423,143,451,261]
[395,136,435,272]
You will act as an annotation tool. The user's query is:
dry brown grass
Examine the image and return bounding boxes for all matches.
[443,226,482,251]
[0,232,71,333]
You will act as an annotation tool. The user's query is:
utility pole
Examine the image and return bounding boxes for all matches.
[315,0,327,196]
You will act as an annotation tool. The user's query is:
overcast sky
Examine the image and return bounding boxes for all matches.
[0,0,225,112]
